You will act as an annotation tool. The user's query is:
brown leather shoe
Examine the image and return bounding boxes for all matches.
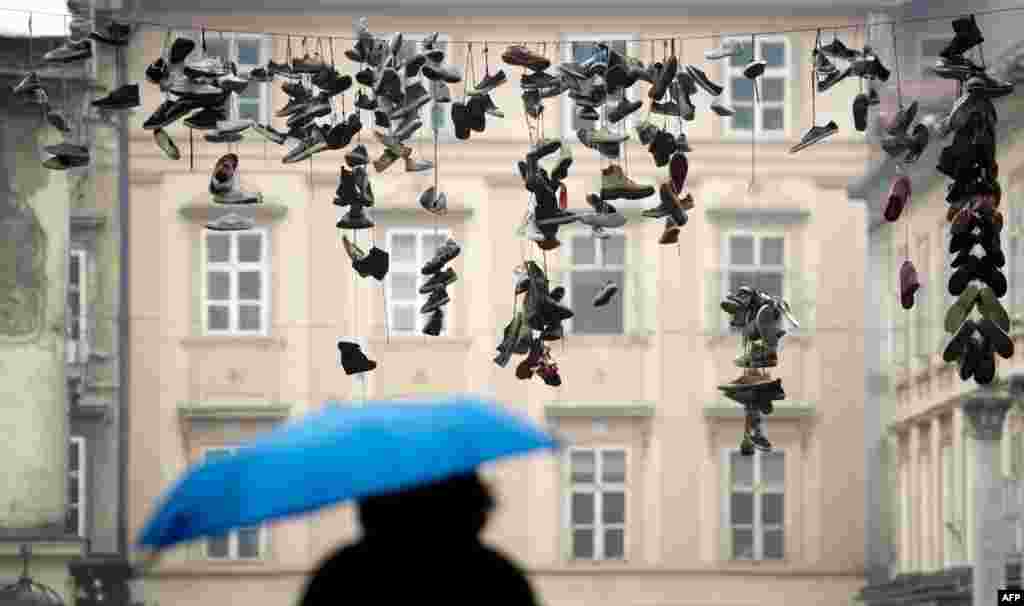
[501,45,551,71]
[536,237,560,251]
[659,217,680,245]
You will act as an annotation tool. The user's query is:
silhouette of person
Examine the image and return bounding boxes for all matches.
[299,471,540,605]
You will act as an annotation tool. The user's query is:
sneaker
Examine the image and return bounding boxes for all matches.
[816,67,850,92]
[521,71,562,90]
[420,288,451,314]
[12,72,42,96]
[899,259,920,310]
[421,238,461,275]
[204,129,244,144]
[168,38,196,64]
[346,144,370,167]
[710,101,735,117]
[282,126,328,164]
[42,154,89,170]
[592,280,619,307]
[89,21,132,46]
[184,55,228,79]
[705,39,743,60]
[820,37,861,60]
[251,123,288,145]
[789,121,838,153]
[966,72,1015,99]
[743,60,766,80]
[502,45,551,71]
[685,64,723,96]
[420,268,458,294]
[931,54,985,80]
[215,119,254,135]
[142,98,196,130]
[421,62,462,84]
[205,212,255,231]
[850,54,890,82]
[940,15,985,60]
[590,127,629,145]
[418,186,447,215]
[468,70,508,96]
[286,93,331,128]
[607,98,642,124]
[184,107,228,131]
[153,128,180,160]
[601,164,654,200]
[43,39,92,63]
[337,341,377,375]
[44,143,90,159]
[812,49,838,75]
[422,309,444,336]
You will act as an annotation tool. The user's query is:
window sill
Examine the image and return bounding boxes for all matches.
[177,200,288,224]
[560,332,654,348]
[530,562,849,575]
[180,336,287,351]
[367,335,474,349]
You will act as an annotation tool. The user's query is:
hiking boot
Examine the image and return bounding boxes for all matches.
[153,128,180,160]
[592,281,619,307]
[789,121,838,153]
[899,259,920,310]
[685,64,723,96]
[336,204,374,230]
[940,15,985,59]
[502,45,551,71]
[204,212,254,232]
[420,287,451,314]
[421,238,461,275]
[43,39,92,63]
[338,341,377,375]
[601,164,654,200]
[422,308,444,337]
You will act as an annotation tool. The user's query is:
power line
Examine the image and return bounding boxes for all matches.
[0,4,1023,46]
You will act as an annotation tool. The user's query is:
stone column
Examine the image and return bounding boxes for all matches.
[931,416,943,570]
[962,395,1013,606]
[910,422,921,570]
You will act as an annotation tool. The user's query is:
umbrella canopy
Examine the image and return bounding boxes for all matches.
[136,395,560,551]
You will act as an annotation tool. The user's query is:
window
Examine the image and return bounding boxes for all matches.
[567,448,626,561]
[724,232,784,299]
[722,35,790,135]
[188,32,271,122]
[1007,201,1024,330]
[395,33,450,141]
[203,448,265,559]
[67,249,87,364]
[67,436,85,537]
[560,35,637,136]
[203,229,270,335]
[920,36,948,79]
[566,233,625,334]
[727,449,784,560]
[386,229,451,335]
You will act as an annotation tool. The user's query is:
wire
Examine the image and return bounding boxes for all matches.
[5,5,1024,47]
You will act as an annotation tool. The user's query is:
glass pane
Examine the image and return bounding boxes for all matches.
[761,237,784,266]
[572,236,596,266]
[207,271,230,301]
[237,233,261,262]
[422,234,447,261]
[764,529,785,559]
[237,527,260,558]
[601,450,626,483]
[237,39,261,66]
[729,40,754,67]
[731,77,754,101]
[573,42,596,62]
[390,272,417,301]
[731,492,753,524]
[731,451,754,485]
[572,529,594,559]
[390,234,416,264]
[68,476,79,503]
[238,98,260,121]
[69,254,80,285]
[732,106,753,130]
[602,492,625,524]
[602,235,625,266]
[68,441,79,472]
[729,235,755,265]
[762,77,784,103]
[392,305,415,332]
[570,270,624,334]
[604,528,625,559]
[762,493,784,525]
[762,451,785,484]
[207,535,229,558]
[67,291,80,339]
[571,492,594,524]
[756,272,784,299]
[762,107,784,131]
[571,450,596,483]
[237,271,262,301]
[238,305,261,331]
[207,233,230,262]
[761,41,786,67]
[205,39,228,60]
[732,528,754,559]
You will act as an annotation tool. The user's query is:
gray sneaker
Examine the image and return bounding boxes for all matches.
[206,212,255,231]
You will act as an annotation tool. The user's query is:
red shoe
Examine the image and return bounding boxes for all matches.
[884,175,910,222]
[899,259,920,310]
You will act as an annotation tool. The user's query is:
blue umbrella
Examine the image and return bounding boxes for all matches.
[136,394,560,551]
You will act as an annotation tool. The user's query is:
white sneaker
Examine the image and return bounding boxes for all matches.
[216,119,254,134]
[524,213,546,242]
[705,39,743,61]
[206,212,255,231]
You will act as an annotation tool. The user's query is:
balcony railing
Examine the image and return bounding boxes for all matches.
[703,269,816,336]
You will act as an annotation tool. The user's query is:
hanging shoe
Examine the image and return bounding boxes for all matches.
[852,93,869,132]
[89,21,131,46]
[204,129,244,144]
[705,39,744,60]
[819,37,861,60]
[419,268,458,294]
[902,124,931,164]
[43,39,92,63]
[405,154,433,172]
[345,144,370,167]
[205,212,255,232]
[44,142,89,159]
[12,72,42,96]
[592,281,619,307]
[812,49,838,75]
[337,341,377,375]
[884,175,911,222]
[601,164,654,200]
[282,125,329,164]
[467,70,508,96]
[684,64,723,96]
[92,84,141,110]
[710,101,735,117]
[789,121,838,153]
[336,204,374,230]
[816,67,850,92]
[42,154,89,170]
[354,246,390,281]
[153,128,180,160]
[422,308,444,336]
[898,259,921,310]
[659,216,682,244]
[45,109,71,133]
[251,123,288,145]
[421,238,461,275]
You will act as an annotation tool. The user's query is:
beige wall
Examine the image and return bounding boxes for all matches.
[127,14,870,606]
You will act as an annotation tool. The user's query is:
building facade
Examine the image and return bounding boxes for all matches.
[124,10,872,606]
[850,1,1024,603]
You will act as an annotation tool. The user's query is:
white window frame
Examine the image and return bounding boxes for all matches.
[721,35,792,139]
[560,34,640,140]
[201,446,268,560]
[564,230,626,335]
[723,447,785,561]
[385,228,453,336]
[175,31,271,122]
[68,436,86,538]
[722,231,786,329]
[202,228,271,336]
[564,446,629,562]
[395,32,452,142]
[67,249,88,364]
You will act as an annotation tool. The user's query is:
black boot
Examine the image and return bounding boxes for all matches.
[423,308,444,336]
[941,15,984,59]
[353,246,389,281]
[338,341,377,375]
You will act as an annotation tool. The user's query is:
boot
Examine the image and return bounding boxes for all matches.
[353,246,390,281]
[338,341,377,375]
[516,340,546,379]
[422,308,444,336]
[600,164,655,200]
